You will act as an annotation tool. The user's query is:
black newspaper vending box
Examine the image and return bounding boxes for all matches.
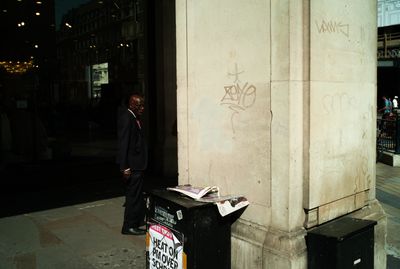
[306,217,377,269]
[146,189,238,269]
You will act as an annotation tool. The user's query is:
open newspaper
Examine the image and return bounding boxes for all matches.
[167,185,249,217]
[166,184,219,200]
[197,193,250,217]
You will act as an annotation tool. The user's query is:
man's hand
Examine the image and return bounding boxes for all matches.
[122,168,131,181]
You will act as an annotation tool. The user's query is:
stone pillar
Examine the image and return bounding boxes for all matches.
[176,0,386,268]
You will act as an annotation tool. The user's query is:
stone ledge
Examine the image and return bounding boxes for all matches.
[304,191,369,228]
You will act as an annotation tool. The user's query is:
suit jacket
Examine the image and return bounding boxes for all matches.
[117,108,148,171]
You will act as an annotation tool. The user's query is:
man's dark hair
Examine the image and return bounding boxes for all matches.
[120,91,141,107]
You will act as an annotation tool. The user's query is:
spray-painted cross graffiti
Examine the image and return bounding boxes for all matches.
[220,63,257,134]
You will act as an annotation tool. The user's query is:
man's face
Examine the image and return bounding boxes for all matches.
[129,95,145,116]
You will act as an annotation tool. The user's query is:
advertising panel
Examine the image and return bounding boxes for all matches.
[147,223,185,269]
[91,62,109,98]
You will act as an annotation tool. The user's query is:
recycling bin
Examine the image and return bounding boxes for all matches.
[146,189,239,269]
[306,217,377,269]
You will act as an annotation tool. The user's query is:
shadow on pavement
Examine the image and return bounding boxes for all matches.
[0,156,177,218]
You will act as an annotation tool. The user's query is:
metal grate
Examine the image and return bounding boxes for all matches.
[377,114,400,162]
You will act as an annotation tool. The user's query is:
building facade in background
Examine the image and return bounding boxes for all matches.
[0,0,56,102]
[377,0,400,104]
[378,0,400,27]
[56,0,146,107]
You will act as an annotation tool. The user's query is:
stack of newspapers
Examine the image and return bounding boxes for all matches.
[167,184,249,217]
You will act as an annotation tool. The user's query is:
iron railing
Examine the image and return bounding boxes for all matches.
[377,114,400,162]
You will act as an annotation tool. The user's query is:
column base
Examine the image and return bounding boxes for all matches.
[231,220,307,269]
[231,200,386,269]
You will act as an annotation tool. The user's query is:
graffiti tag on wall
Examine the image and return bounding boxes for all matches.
[220,63,257,134]
[315,20,349,38]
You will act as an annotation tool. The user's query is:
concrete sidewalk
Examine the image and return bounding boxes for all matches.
[0,197,146,269]
[376,162,400,268]
[0,163,399,268]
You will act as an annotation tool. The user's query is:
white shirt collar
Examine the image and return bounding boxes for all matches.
[127,109,137,118]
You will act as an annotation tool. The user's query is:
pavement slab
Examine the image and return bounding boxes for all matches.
[35,246,97,269]
[73,197,125,229]
[0,252,14,269]
[0,216,41,256]
[0,161,398,268]
[376,162,400,268]
[0,196,146,268]
[85,247,146,269]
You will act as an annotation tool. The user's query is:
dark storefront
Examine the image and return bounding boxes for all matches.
[0,0,177,217]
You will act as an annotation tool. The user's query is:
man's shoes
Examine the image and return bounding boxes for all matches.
[139,220,147,228]
[121,227,146,236]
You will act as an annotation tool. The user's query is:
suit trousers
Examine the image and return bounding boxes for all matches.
[122,171,145,230]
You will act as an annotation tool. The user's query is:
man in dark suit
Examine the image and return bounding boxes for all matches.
[117,93,147,235]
